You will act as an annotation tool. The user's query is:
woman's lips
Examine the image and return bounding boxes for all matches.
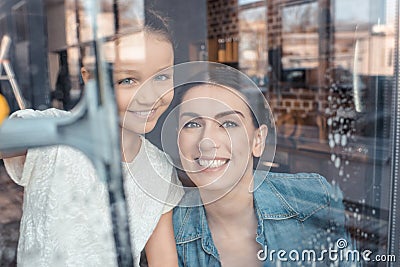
[195,157,230,172]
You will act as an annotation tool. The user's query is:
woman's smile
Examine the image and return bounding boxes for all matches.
[196,157,230,172]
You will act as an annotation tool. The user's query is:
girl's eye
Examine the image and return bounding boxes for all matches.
[154,74,171,81]
[117,78,137,86]
[220,121,238,128]
[183,121,201,128]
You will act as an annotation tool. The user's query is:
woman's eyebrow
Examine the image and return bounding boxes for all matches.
[180,112,200,118]
[214,110,244,119]
[180,110,244,119]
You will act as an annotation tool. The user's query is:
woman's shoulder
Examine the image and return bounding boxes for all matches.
[257,171,339,197]
[255,171,344,221]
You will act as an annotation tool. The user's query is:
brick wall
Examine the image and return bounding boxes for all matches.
[268,87,333,141]
[207,0,239,39]
[207,0,335,139]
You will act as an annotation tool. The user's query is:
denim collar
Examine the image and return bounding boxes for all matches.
[253,171,298,220]
[174,192,220,259]
[175,171,329,244]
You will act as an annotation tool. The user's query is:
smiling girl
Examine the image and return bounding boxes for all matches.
[3,9,183,267]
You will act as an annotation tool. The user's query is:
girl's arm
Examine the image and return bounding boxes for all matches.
[145,210,178,267]
[1,150,27,161]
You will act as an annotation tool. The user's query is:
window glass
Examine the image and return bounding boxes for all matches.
[0,0,399,265]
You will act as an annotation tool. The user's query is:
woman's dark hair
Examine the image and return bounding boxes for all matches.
[172,66,271,129]
[174,82,261,128]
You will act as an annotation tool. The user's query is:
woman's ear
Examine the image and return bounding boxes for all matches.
[81,67,90,84]
[252,124,268,157]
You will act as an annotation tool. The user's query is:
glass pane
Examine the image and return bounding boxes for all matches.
[267,0,396,260]
[239,4,268,87]
[0,0,399,266]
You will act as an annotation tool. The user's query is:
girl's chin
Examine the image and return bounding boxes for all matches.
[120,121,157,134]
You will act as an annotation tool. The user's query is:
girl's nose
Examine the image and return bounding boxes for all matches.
[135,82,159,106]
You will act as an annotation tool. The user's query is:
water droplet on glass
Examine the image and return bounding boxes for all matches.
[334,157,341,168]
[329,139,335,148]
[334,133,341,144]
[341,135,347,146]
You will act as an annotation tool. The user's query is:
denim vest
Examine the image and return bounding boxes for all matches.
[173,171,355,267]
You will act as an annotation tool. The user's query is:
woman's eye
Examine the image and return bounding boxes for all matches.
[154,74,170,81]
[220,121,238,128]
[117,78,137,86]
[183,121,201,128]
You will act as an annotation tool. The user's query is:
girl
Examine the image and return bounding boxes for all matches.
[3,9,183,267]
[171,63,351,266]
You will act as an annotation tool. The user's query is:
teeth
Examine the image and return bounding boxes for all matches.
[133,110,155,117]
[198,159,227,168]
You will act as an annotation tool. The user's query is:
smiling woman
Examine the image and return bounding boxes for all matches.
[168,63,353,267]
[177,84,267,193]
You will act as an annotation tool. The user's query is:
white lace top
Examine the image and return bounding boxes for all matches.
[4,108,184,267]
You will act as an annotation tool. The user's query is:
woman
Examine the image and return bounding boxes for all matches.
[170,63,352,266]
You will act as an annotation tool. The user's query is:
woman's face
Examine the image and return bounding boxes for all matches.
[177,84,267,192]
[114,32,174,134]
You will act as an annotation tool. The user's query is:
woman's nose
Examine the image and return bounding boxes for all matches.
[198,125,221,152]
[198,137,217,152]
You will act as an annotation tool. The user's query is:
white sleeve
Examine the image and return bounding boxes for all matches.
[161,167,184,214]
[3,108,69,186]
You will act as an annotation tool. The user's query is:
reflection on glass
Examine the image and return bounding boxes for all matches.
[239,5,267,86]
[282,2,318,69]
[0,0,399,265]
[263,0,395,259]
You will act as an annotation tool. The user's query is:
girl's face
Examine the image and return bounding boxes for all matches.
[114,32,174,134]
[177,84,267,192]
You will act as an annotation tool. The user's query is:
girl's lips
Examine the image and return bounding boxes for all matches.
[127,108,157,119]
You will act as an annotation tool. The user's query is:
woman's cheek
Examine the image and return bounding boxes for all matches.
[178,133,188,155]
